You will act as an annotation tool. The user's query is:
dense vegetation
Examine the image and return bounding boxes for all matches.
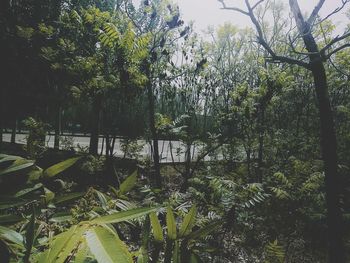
[1,0,350,262]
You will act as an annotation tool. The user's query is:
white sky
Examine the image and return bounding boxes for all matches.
[172,0,348,33]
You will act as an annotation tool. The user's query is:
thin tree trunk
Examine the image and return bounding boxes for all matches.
[0,93,3,150]
[89,97,102,155]
[288,2,345,259]
[146,80,161,188]
[246,147,251,181]
[257,109,265,183]
[54,104,62,150]
[105,134,110,156]
[312,62,344,262]
[10,118,17,144]
[182,141,192,190]
[0,120,2,150]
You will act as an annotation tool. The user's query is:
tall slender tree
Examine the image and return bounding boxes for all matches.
[219,0,350,261]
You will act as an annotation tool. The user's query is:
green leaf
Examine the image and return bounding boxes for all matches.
[137,247,148,263]
[166,207,177,240]
[54,225,88,263]
[91,207,159,225]
[186,219,223,241]
[24,209,36,262]
[43,157,82,178]
[27,167,43,181]
[39,225,78,263]
[73,240,89,263]
[172,240,180,263]
[190,253,203,263]
[179,205,197,237]
[44,187,55,203]
[0,160,34,176]
[49,212,73,223]
[149,212,163,242]
[95,190,108,209]
[0,214,24,224]
[118,170,137,197]
[0,155,22,164]
[53,192,85,205]
[86,225,133,263]
[0,196,29,210]
[15,183,43,197]
[0,226,24,247]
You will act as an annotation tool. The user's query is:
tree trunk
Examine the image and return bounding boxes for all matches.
[257,108,265,183]
[0,120,2,150]
[181,141,192,190]
[54,104,62,150]
[146,81,161,188]
[246,147,251,181]
[288,1,345,259]
[89,97,102,155]
[311,62,344,262]
[0,94,3,150]
[10,118,17,144]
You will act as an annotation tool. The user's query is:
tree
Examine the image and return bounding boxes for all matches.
[219,0,350,261]
[126,0,191,188]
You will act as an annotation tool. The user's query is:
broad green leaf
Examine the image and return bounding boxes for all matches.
[49,212,72,223]
[43,156,81,178]
[43,188,55,203]
[0,155,22,164]
[55,225,88,263]
[0,225,24,247]
[0,214,24,224]
[15,183,43,197]
[0,196,29,210]
[91,207,159,225]
[172,241,180,263]
[95,190,108,209]
[166,207,177,240]
[137,247,148,263]
[73,240,89,263]
[86,225,133,263]
[179,205,197,237]
[40,225,78,263]
[53,192,85,205]
[24,209,36,262]
[186,220,223,241]
[149,212,163,242]
[118,170,137,197]
[190,253,203,263]
[138,217,150,263]
[0,159,34,176]
[27,167,43,181]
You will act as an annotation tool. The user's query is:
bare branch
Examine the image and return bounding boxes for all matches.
[252,0,266,10]
[325,43,350,59]
[307,0,325,25]
[320,32,350,54]
[218,0,249,16]
[288,34,318,56]
[220,0,309,68]
[328,57,350,78]
[320,0,350,23]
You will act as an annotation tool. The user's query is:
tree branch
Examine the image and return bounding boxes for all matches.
[220,0,309,69]
[252,0,266,10]
[320,0,350,23]
[307,0,325,25]
[218,0,249,16]
[320,32,350,54]
[325,43,350,59]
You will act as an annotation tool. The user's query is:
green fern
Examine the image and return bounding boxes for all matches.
[265,239,285,263]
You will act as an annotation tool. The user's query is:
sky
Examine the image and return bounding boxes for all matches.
[171,0,348,33]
